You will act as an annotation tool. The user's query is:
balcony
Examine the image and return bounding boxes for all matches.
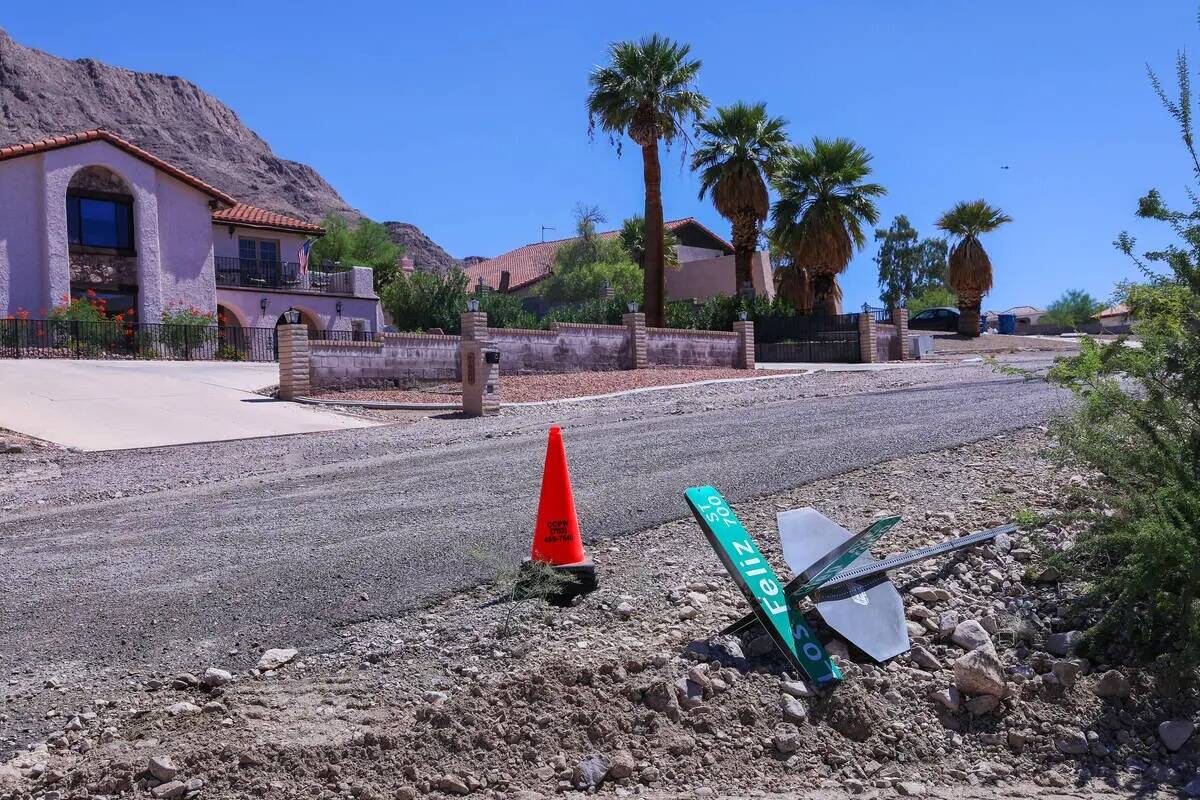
[215,257,355,295]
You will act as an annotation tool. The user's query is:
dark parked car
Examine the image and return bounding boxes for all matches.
[908,306,960,331]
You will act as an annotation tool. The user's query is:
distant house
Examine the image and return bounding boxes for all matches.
[463,217,774,301]
[1093,303,1132,329]
[983,305,1046,327]
[0,129,382,335]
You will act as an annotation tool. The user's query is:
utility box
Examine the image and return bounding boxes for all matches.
[910,335,934,359]
[462,341,500,416]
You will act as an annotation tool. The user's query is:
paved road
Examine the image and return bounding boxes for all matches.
[0,373,1068,688]
[0,360,373,450]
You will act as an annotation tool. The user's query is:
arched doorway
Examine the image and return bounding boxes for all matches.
[275,308,320,333]
[66,165,137,318]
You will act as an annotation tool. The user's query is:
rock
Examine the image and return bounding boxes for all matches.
[1056,731,1089,755]
[938,610,961,637]
[773,722,802,754]
[608,751,635,780]
[202,667,233,687]
[993,532,1013,553]
[674,677,705,710]
[147,755,178,781]
[436,775,470,795]
[1050,660,1080,689]
[202,700,227,714]
[165,702,201,716]
[910,646,942,671]
[615,602,634,619]
[910,587,941,603]
[642,681,680,721]
[953,647,1008,698]
[780,695,807,724]
[1184,776,1200,798]
[746,634,776,658]
[422,691,448,704]
[574,756,609,789]
[1045,630,1082,656]
[172,673,199,689]
[929,686,961,711]
[896,782,927,797]
[966,694,1000,715]
[951,620,993,651]
[1159,720,1196,752]
[781,680,813,699]
[1093,670,1130,698]
[151,781,187,799]
[257,648,298,671]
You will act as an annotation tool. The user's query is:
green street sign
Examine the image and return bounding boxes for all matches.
[788,514,902,601]
[685,486,841,686]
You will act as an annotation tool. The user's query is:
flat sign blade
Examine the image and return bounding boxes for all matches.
[685,486,841,685]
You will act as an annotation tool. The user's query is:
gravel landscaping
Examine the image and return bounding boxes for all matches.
[308,368,803,406]
[2,428,1192,799]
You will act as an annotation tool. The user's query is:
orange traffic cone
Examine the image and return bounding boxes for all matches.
[527,425,597,598]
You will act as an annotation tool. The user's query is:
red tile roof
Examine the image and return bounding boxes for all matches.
[212,203,325,235]
[0,130,325,236]
[0,129,237,206]
[464,217,733,292]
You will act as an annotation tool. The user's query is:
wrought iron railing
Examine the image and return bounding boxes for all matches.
[0,318,278,362]
[754,312,862,363]
[861,304,893,323]
[214,257,355,295]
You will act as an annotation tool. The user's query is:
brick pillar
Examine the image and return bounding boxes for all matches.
[858,311,876,364]
[460,311,488,342]
[733,320,755,369]
[461,340,500,416]
[623,312,647,369]
[277,324,311,400]
[892,307,910,360]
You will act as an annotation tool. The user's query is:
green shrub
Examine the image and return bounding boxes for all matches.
[382,268,470,333]
[665,300,698,329]
[1046,40,1200,674]
[693,294,796,331]
[159,304,217,359]
[905,284,957,314]
[478,292,538,330]
[538,260,643,303]
[542,297,631,327]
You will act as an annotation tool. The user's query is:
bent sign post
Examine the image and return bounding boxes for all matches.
[685,486,842,685]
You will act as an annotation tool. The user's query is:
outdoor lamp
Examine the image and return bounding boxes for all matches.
[738,310,749,321]
[627,301,639,313]
[260,298,269,312]
[283,307,300,325]
[335,300,343,315]
[467,298,480,312]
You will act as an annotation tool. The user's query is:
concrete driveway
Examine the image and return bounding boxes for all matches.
[0,360,375,450]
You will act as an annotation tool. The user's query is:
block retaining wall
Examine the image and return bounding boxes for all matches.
[304,320,748,390]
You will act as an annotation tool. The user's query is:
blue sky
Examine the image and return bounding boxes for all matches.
[4,1,1194,309]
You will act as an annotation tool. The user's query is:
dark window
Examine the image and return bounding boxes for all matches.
[67,195,134,250]
[912,310,935,321]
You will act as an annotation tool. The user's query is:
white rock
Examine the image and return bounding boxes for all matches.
[165,702,200,716]
[1045,630,1082,656]
[779,695,807,724]
[256,648,298,671]
[202,667,233,687]
[781,680,813,699]
[951,620,993,651]
[148,755,178,782]
[929,686,961,711]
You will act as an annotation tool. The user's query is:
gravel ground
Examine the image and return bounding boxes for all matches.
[307,368,803,405]
[2,429,1192,800]
[929,333,1083,354]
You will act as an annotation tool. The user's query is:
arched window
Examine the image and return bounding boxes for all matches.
[67,167,135,253]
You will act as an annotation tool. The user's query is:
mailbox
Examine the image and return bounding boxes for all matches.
[484,349,500,365]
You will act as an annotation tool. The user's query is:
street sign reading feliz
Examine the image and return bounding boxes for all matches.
[684,486,901,685]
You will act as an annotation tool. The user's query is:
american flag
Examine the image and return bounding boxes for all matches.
[298,239,314,275]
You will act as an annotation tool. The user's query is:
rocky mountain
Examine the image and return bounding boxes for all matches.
[0,28,456,269]
[383,222,462,275]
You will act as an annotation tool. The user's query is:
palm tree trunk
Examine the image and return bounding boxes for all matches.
[812,272,838,316]
[956,290,982,337]
[731,213,757,299]
[641,139,666,327]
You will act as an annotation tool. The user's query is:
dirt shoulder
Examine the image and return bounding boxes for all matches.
[3,427,1192,800]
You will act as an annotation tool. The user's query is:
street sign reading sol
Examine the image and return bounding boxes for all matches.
[685,486,841,685]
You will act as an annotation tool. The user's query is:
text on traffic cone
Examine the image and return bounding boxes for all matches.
[531,425,587,565]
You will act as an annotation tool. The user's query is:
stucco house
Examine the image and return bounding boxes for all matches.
[1093,303,1132,329]
[463,218,774,302]
[0,130,381,335]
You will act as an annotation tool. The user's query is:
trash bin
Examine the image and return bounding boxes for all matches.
[998,314,1016,335]
[979,314,988,334]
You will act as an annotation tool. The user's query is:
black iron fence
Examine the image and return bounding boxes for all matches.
[215,257,355,295]
[0,318,278,362]
[754,312,862,363]
[861,305,893,324]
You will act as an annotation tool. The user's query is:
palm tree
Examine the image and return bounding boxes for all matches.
[619,215,680,270]
[691,102,789,299]
[935,200,1012,337]
[587,35,708,326]
[769,137,886,315]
